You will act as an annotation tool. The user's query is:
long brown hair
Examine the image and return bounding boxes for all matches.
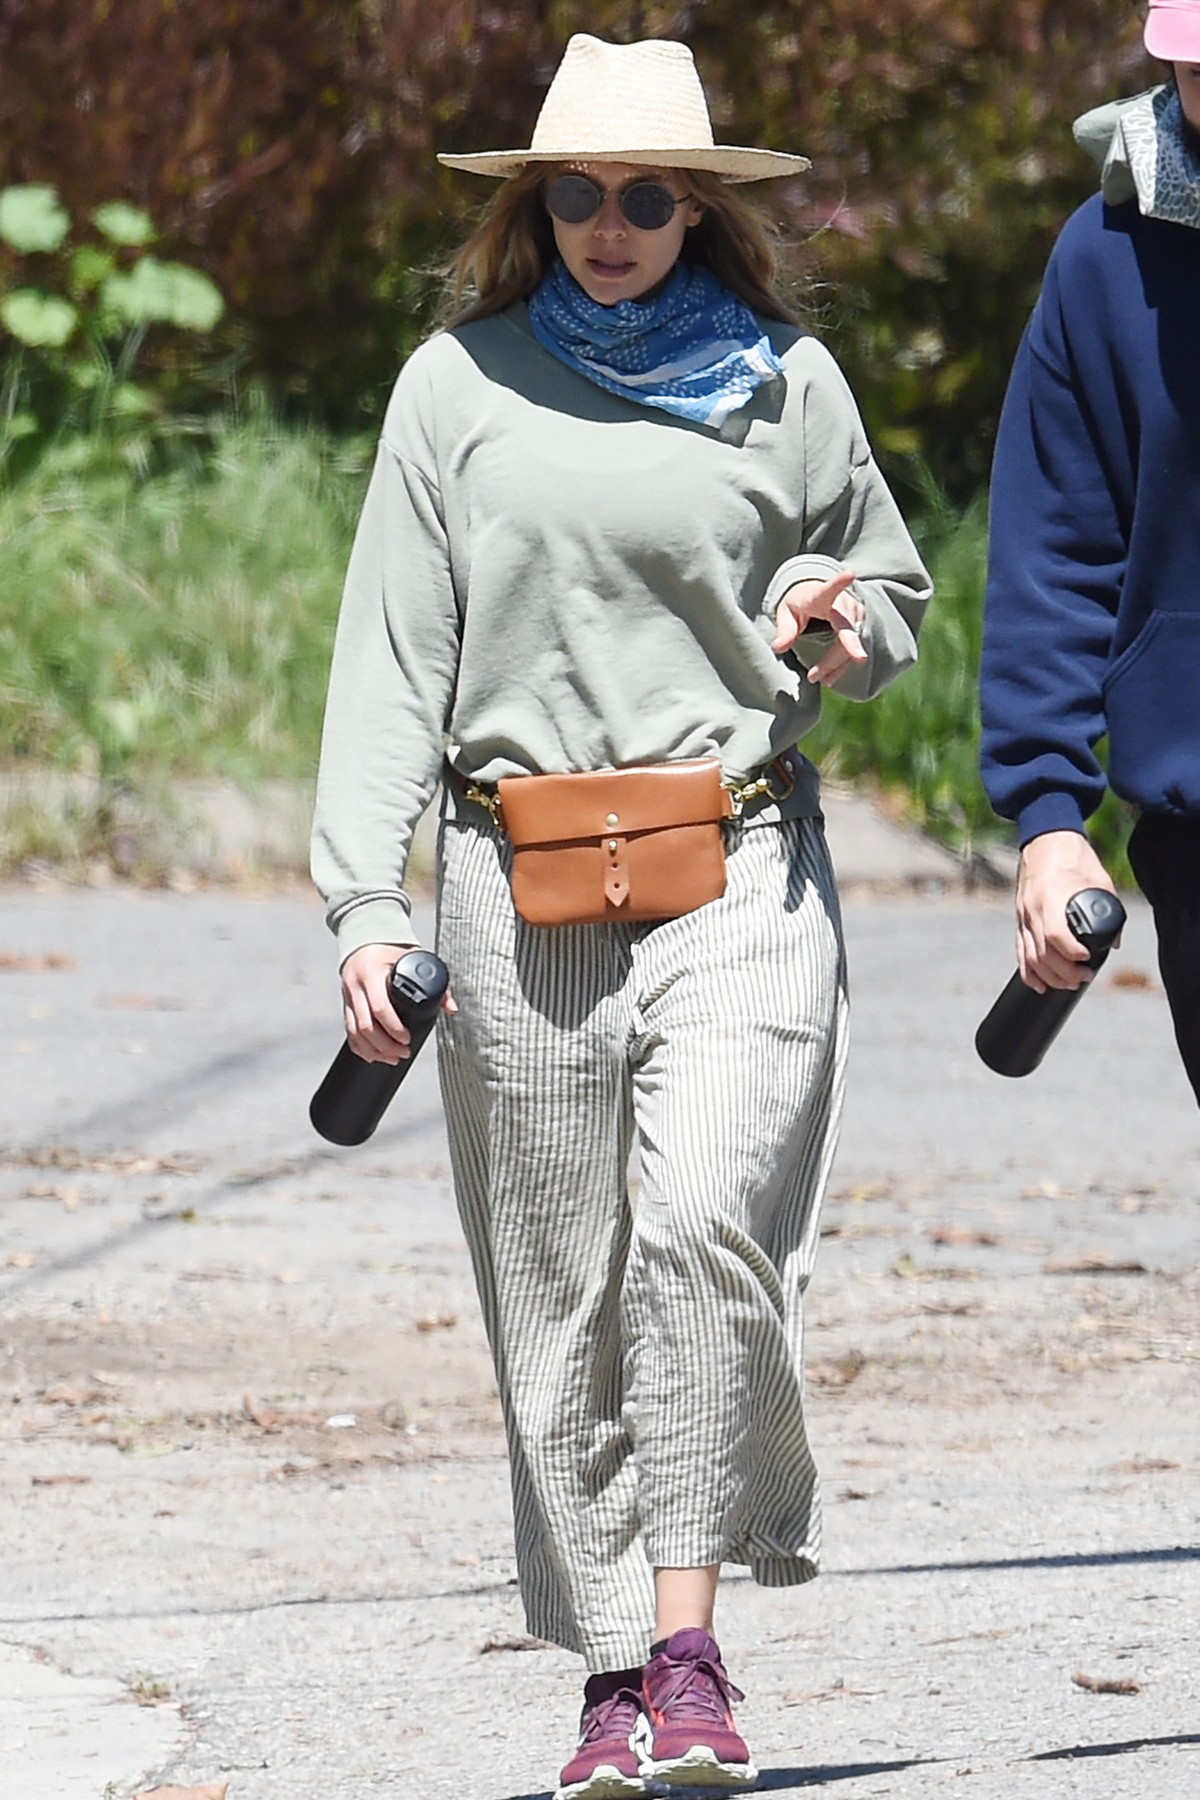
[435,165,801,331]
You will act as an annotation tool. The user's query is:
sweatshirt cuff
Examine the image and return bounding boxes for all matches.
[1015,793,1089,848]
[334,895,417,967]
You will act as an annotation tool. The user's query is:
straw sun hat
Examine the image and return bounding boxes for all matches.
[437,34,810,183]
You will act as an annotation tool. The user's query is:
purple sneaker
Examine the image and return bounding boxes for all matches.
[556,1669,654,1800]
[635,1629,759,1790]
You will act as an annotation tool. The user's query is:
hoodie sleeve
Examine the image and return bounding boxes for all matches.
[979,213,1128,845]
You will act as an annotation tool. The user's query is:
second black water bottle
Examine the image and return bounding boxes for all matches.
[975,887,1126,1078]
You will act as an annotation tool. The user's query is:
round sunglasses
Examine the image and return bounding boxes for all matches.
[544,174,692,232]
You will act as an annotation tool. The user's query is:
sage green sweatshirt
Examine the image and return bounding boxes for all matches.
[312,302,932,960]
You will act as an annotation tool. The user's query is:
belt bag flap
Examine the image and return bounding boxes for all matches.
[495,759,735,927]
[497,759,733,847]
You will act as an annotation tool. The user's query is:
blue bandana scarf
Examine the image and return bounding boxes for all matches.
[526,257,785,429]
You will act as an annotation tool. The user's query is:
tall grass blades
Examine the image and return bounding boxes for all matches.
[807,482,996,853]
[0,414,368,791]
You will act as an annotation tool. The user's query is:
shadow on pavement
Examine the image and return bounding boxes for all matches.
[841,1548,1200,1576]
[1024,1733,1200,1762]
[500,1762,939,1800]
[756,1760,940,1789]
[837,1544,1200,1577]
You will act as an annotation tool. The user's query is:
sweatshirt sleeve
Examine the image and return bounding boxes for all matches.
[979,239,1127,846]
[762,341,932,695]
[310,365,461,963]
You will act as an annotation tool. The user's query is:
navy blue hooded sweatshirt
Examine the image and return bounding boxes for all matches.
[979,191,1200,845]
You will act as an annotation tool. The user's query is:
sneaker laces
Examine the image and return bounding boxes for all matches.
[579,1682,643,1747]
[651,1654,745,1725]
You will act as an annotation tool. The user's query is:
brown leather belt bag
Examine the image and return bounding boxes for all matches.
[495,760,735,927]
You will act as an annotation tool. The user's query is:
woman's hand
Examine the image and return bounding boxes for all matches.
[1016,831,1119,992]
[771,569,868,686]
[340,942,457,1063]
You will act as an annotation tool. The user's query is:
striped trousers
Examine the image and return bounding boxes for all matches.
[434,812,849,1672]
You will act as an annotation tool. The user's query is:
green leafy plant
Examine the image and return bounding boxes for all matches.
[0,182,224,475]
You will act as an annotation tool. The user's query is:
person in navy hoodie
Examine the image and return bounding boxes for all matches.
[979,0,1200,1103]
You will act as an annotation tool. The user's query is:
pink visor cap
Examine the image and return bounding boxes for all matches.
[1145,0,1200,61]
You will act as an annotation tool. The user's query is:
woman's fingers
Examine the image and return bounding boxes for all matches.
[340,943,418,1064]
[338,943,457,1062]
[772,570,856,649]
[1015,832,1113,991]
[808,567,858,611]
[1019,921,1090,992]
[773,570,865,672]
[805,597,869,686]
[807,609,868,684]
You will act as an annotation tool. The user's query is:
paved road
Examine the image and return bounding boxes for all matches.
[0,873,1196,1798]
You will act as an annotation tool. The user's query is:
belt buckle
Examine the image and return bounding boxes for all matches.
[724,751,796,819]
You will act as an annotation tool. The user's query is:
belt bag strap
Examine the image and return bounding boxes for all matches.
[496,759,735,927]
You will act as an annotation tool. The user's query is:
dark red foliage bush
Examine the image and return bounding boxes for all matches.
[0,0,1156,479]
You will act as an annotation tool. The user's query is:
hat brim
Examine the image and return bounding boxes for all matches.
[1144,11,1200,60]
[436,145,811,183]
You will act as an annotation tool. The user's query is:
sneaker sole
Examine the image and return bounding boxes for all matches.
[555,1768,659,1800]
[638,1745,759,1790]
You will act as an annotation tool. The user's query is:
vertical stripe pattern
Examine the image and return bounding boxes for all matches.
[435,814,849,1672]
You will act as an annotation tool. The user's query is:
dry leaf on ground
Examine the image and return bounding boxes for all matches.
[929,1225,1001,1248]
[1109,967,1155,990]
[479,1633,555,1654]
[1045,1253,1148,1276]
[809,1349,867,1388]
[1072,1670,1141,1695]
[97,992,188,1011]
[243,1395,321,1432]
[42,1385,112,1407]
[136,1786,228,1800]
[0,950,76,972]
[24,1181,81,1208]
[3,1146,196,1176]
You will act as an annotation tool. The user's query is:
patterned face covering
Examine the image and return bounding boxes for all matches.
[1077,84,1200,229]
[526,256,786,429]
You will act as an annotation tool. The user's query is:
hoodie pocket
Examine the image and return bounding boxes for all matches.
[1103,612,1200,808]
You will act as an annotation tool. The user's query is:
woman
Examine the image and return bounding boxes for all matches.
[312,34,930,1799]
[980,0,1200,1105]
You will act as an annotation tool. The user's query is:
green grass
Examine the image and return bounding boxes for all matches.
[807,480,997,855]
[0,411,369,787]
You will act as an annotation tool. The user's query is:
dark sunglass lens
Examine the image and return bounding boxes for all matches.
[621,182,677,230]
[545,175,602,223]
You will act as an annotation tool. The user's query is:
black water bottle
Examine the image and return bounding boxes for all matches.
[975,888,1127,1078]
[309,949,450,1145]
